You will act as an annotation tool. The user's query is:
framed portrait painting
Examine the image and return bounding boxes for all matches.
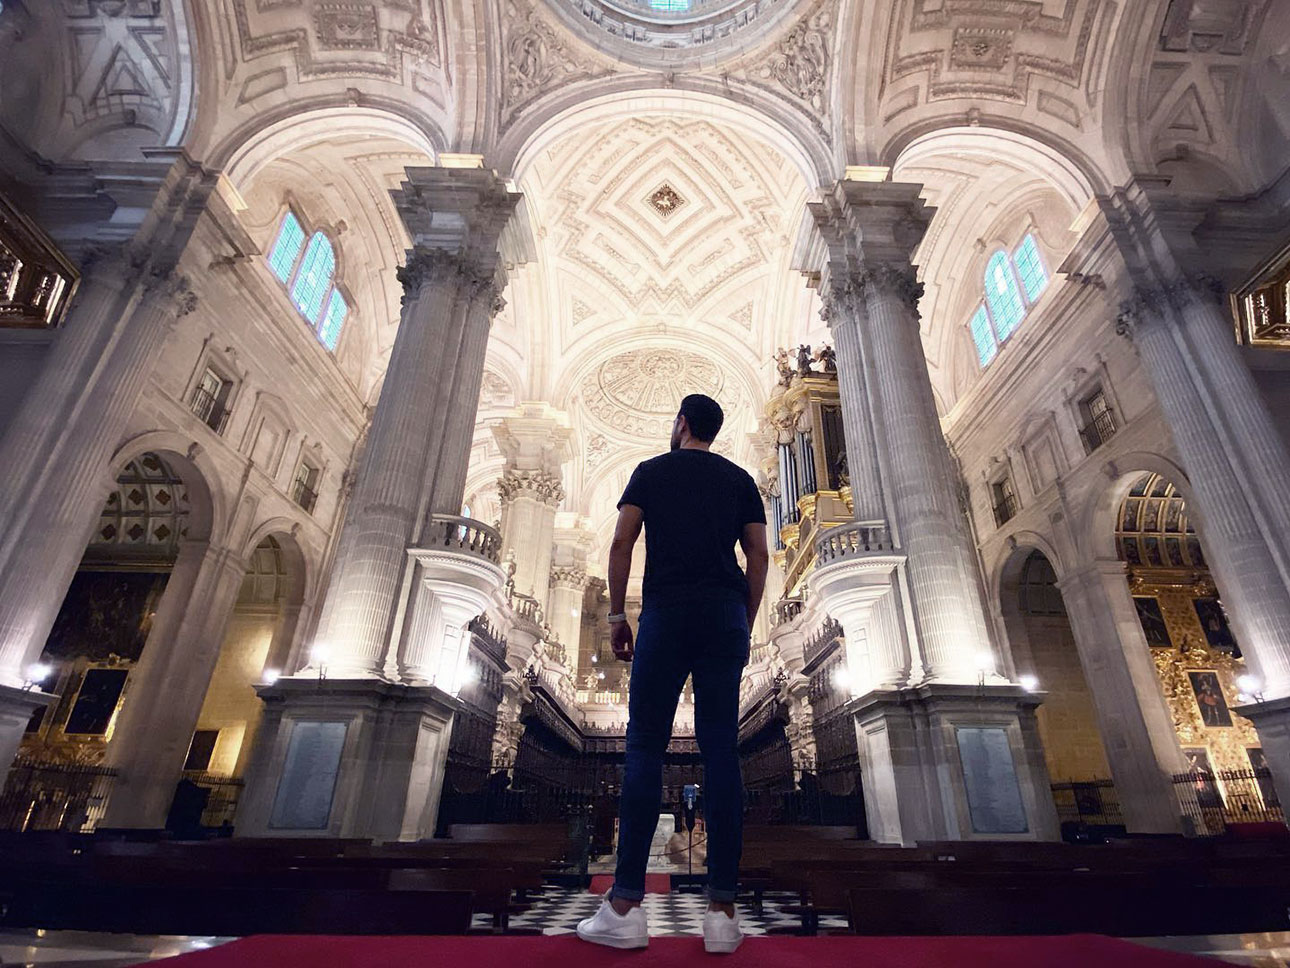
[1133,597,1172,648]
[1188,670,1233,728]
[1193,598,1239,655]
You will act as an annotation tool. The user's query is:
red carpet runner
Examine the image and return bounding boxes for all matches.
[588,874,671,894]
[143,933,1214,967]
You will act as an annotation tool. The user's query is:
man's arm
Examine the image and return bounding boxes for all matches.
[608,503,644,660]
[739,521,770,629]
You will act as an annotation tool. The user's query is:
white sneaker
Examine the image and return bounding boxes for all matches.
[702,906,744,954]
[575,894,649,949]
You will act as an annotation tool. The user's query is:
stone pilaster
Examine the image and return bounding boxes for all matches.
[493,403,573,612]
[1056,560,1186,833]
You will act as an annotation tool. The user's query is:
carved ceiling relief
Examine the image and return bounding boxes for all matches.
[879,0,1110,128]
[58,0,181,147]
[578,348,734,439]
[230,0,442,101]
[1145,0,1269,161]
[501,0,616,124]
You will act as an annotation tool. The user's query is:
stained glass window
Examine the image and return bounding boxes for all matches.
[985,251,1025,342]
[969,304,997,367]
[268,212,306,283]
[319,289,347,351]
[1013,234,1048,303]
[290,233,336,324]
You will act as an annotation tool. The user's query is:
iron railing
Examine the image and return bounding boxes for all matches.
[291,478,318,514]
[0,756,118,832]
[1079,408,1118,453]
[189,386,230,434]
[181,771,245,830]
[1051,779,1123,827]
[992,492,1019,527]
[1174,768,1284,836]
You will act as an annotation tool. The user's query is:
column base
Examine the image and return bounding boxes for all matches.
[236,677,458,841]
[852,683,1060,845]
[1235,696,1290,816]
[0,684,56,787]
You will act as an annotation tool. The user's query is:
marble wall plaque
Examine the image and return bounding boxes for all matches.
[955,726,1028,834]
[269,720,348,830]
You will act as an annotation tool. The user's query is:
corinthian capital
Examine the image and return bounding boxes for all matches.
[142,262,198,317]
[396,245,496,306]
[550,565,588,589]
[1115,274,1228,340]
[498,468,564,507]
[857,263,923,312]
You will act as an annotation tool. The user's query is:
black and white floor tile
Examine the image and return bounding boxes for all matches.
[470,887,850,937]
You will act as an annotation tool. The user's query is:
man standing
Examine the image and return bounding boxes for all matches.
[576,394,769,954]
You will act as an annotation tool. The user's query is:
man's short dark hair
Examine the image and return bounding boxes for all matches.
[679,394,724,442]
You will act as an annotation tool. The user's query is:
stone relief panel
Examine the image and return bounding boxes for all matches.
[229,0,443,92]
[500,0,616,125]
[878,0,1113,128]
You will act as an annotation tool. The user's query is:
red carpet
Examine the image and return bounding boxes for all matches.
[142,933,1214,967]
[588,874,671,894]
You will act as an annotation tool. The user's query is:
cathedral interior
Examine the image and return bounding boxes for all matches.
[2,0,1290,960]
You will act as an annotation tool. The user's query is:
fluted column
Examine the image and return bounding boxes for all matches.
[310,168,520,679]
[819,281,885,522]
[493,403,573,612]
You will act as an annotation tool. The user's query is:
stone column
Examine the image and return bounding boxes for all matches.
[806,179,1056,844]
[493,403,573,611]
[0,154,214,787]
[236,167,516,841]
[101,540,248,827]
[308,169,518,680]
[1100,181,1290,805]
[548,516,593,662]
[1056,560,1186,833]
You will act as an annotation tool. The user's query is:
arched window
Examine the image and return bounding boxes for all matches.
[985,251,1025,341]
[966,233,1051,370]
[1019,550,1064,616]
[266,211,349,352]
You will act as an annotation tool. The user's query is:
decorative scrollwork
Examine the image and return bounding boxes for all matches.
[498,468,564,507]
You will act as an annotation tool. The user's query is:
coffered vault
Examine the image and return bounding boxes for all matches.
[465,110,822,567]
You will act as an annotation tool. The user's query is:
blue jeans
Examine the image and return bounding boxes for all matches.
[611,597,749,903]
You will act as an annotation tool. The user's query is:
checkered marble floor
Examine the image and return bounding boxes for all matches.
[471,886,850,937]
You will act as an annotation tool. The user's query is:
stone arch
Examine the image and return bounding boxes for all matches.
[108,432,225,545]
[496,85,835,190]
[995,541,1116,796]
[1082,453,1198,563]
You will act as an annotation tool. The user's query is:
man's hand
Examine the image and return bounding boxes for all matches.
[611,621,635,661]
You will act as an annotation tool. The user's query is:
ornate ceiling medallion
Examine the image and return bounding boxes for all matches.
[580,348,726,438]
[646,183,687,219]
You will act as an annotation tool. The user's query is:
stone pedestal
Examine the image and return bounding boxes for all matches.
[852,684,1060,845]
[236,678,458,841]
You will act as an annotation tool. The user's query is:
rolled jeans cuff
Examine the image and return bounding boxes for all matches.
[609,883,644,902]
[706,884,738,904]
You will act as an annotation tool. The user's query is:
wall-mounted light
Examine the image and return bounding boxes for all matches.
[22,662,53,692]
[262,668,282,686]
[1019,674,1039,693]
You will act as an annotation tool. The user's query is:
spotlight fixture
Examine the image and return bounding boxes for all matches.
[262,668,282,686]
[1237,674,1264,702]
[1019,674,1039,692]
[310,642,331,681]
[22,662,53,691]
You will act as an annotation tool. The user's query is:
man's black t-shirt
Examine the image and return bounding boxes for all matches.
[618,449,766,607]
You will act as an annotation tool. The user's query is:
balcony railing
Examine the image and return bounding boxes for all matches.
[1079,409,1117,453]
[774,598,804,626]
[291,478,319,514]
[512,592,543,627]
[424,514,503,565]
[189,386,230,434]
[180,770,245,830]
[814,521,893,565]
[993,492,1018,527]
[0,756,118,833]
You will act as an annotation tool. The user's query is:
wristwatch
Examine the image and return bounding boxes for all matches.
[607,612,627,623]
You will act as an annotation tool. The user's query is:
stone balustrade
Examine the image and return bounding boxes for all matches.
[424,514,503,564]
[814,520,893,565]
